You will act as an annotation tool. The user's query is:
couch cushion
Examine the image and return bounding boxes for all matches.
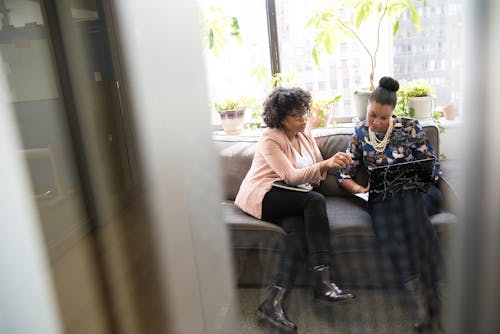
[216,142,255,200]
[325,197,372,234]
[222,201,285,251]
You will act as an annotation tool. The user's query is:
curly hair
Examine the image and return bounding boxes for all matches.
[262,87,312,129]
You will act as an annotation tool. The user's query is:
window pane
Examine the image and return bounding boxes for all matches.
[0,0,89,257]
[275,0,381,117]
[199,0,271,124]
[394,0,464,115]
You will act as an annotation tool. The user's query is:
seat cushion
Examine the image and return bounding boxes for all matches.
[222,201,285,251]
[325,197,372,234]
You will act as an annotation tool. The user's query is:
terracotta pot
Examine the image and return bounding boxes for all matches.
[442,103,456,120]
[219,108,245,135]
[309,106,330,128]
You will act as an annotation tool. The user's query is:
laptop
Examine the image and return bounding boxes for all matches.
[364,157,437,202]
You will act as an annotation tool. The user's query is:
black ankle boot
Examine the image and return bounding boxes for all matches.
[257,285,297,333]
[312,265,354,303]
[404,278,431,332]
[428,281,448,333]
[429,283,442,319]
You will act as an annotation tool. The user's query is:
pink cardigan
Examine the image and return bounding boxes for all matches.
[234,127,326,219]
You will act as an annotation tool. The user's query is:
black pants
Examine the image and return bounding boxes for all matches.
[261,188,332,289]
[367,184,444,284]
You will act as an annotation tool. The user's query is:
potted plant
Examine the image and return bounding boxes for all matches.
[306,0,427,120]
[309,95,342,128]
[214,97,254,135]
[394,80,437,120]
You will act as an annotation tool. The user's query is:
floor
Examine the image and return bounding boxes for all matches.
[236,286,417,334]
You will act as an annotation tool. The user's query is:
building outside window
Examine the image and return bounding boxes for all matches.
[394,0,463,110]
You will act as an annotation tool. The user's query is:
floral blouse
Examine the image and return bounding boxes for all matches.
[337,116,441,182]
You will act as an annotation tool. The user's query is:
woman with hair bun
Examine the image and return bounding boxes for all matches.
[337,77,444,332]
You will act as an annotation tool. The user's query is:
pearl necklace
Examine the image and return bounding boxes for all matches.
[366,119,394,153]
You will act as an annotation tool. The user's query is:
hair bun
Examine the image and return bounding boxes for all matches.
[378,76,399,92]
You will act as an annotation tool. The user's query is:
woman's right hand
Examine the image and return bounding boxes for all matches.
[327,152,353,169]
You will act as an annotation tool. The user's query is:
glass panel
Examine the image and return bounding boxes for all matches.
[275,0,381,117]
[70,0,99,22]
[393,0,463,118]
[198,0,271,125]
[64,0,136,198]
[0,0,88,257]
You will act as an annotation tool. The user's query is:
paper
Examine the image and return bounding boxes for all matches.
[354,192,369,202]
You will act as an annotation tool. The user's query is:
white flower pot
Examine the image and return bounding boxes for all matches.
[408,96,434,120]
[220,108,245,135]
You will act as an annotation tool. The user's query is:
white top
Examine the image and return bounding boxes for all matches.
[292,138,314,190]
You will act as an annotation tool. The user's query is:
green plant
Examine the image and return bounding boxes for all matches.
[306,0,427,90]
[394,80,443,132]
[310,95,342,127]
[394,80,436,117]
[200,6,242,57]
[399,79,435,97]
[214,97,249,112]
[214,97,254,112]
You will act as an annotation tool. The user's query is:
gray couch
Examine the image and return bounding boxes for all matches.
[214,122,457,288]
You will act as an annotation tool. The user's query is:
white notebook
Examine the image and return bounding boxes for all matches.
[272,180,313,192]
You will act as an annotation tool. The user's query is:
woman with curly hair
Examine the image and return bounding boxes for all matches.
[235,86,354,333]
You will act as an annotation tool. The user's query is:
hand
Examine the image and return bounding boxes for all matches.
[329,152,353,169]
[352,184,369,194]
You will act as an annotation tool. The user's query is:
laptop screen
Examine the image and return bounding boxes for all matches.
[367,157,436,202]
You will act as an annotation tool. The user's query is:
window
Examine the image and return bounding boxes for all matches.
[202,0,463,121]
[199,0,271,124]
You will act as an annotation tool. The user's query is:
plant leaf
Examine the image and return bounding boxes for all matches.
[409,4,422,31]
[329,94,342,104]
[355,5,367,29]
[312,46,320,66]
[393,20,400,36]
[208,28,214,49]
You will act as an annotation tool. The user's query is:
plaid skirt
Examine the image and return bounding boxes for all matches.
[367,188,443,284]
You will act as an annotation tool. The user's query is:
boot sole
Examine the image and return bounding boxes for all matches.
[313,297,353,306]
[256,309,297,333]
[313,294,355,305]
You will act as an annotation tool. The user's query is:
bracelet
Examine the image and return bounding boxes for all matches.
[352,184,361,194]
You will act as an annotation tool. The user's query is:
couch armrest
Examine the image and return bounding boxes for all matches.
[438,160,462,214]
